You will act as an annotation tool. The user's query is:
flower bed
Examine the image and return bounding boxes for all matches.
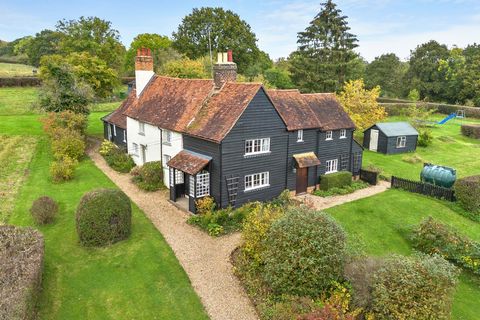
[312,181,369,197]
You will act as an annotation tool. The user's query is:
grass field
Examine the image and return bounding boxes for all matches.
[363,115,480,179]
[0,62,36,77]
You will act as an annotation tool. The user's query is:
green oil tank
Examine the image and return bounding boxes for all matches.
[420,164,456,188]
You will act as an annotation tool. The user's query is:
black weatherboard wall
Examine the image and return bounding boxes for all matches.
[317,129,354,175]
[103,122,127,150]
[364,124,418,154]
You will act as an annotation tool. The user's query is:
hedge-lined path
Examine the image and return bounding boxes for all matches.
[296,181,390,210]
[87,141,258,320]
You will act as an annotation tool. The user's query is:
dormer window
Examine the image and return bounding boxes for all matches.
[297,130,304,142]
[138,122,145,135]
[326,131,333,140]
[340,129,347,139]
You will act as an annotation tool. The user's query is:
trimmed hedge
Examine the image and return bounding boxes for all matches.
[30,196,58,225]
[461,124,480,139]
[0,225,44,320]
[319,171,352,191]
[76,189,132,247]
[262,207,346,297]
[371,254,458,320]
[454,175,480,217]
[411,217,480,274]
[0,77,41,87]
[381,102,480,119]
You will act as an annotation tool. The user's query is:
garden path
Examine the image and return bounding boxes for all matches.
[87,141,258,320]
[296,181,390,210]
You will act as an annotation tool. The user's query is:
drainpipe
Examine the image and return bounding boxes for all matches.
[284,131,290,190]
[349,129,354,174]
[314,129,320,190]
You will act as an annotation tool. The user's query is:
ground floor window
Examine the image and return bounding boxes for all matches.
[123,131,126,142]
[163,154,171,168]
[396,136,406,148]
[196,171,210,197]
[189,175,195,197]
[245,172,269,191]
[132,143,139,156]
[175,170,184,184]
[325,159,338,174]
[340,154,349,171]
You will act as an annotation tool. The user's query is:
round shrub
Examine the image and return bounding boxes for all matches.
[30,196,58,225]
[75,188,132,247]
[131,161,163,191]
[454,175,480,216]
[371,254,458,320]
[262,207,346,297]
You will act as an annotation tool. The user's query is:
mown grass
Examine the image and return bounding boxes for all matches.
[362,115,480,180]
[0,62,36,76]
[0,135,37,223]
[326,189,480,320]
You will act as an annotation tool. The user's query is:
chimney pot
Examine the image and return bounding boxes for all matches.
[135,47,154,97]
[213,51,237,89]
[227,50,233,62]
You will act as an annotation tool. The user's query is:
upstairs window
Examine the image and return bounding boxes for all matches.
[245,172,269,191]
[138,122,145,135]
[340,129,347,139]
[396,136,406,148]
[326,131,333,140]
[297,130,304,142]
[162,130,172,144]
[245,138,270,156]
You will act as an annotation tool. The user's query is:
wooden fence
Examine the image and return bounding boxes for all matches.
[391,176,456,201]
[360,169,379,185]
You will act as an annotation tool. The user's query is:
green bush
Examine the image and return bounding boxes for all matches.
[411,217,480,274]
[417,128,433,147]
[454,175,480,216]
[41,110,88,137]
[188,203,252,236]
[262,207,346,297]
[50,156,78,183]
[75,188,132,247]
[104,148,135,173]
[195,196,216,215]
[461,124,480,139]
[371,254,458,320]
[319,171,352,191]
[51,128,85,161]
[30,196,58,225]
[131,161,164,191]
[99,139,116,156]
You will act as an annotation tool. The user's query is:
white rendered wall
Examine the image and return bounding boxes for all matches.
[135,70,154,97]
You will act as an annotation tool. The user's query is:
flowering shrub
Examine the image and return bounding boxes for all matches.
[99,140,116,156]
[50,156,78,183]
[131,161,164,191]
[188,203,251,236]
[51,128,85,161]
[196,196,216,215]
[411,217,480,274]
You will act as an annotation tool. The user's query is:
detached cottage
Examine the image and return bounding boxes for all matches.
[105,49,363,213]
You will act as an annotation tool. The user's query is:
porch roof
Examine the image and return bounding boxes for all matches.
[167,150,211,175]
[293,152,321,168]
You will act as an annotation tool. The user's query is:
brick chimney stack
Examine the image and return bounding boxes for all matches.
[213,50,237,89]
[135,48,154,97]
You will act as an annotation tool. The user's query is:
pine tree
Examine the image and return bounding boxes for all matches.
[290,0,359,93]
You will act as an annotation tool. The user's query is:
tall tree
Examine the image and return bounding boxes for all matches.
[459,44,480,106]
[23,30,64,67]
[290,0,359,93]
[56,16,125,71]
[365,53,408,98]
[406,40,449,102]
[172,7,261,74]
[124,33,174,74]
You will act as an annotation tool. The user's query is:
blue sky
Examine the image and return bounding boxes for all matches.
[1,0,480,61]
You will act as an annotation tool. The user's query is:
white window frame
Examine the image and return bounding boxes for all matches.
[396,136,406,148]
[196,171,210,197]
[244,138,270,156]
[107,125,112,139]
[163,154,171,168]
[244,172,270,191]
[175,170,184,184]
[113,125,117,136]
[340,129,347,139]
[162,129,172,145]
[138,122,145,135]
[326,130,333,140]
[325,159,338,174]
[297,130,304,142]
[189,175,195,197]
[123,130,126,142]
[132,143,139,156]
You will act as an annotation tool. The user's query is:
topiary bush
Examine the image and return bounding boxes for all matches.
[319,171,352,191]
[461,124,480,139]
[411,217,480,274]
[50,155,78,183]
[75,188,132,247]
[30,196,58,225]
[371,254,458,320]
[131,161,163,191]
[454,175,480,216]
[262,207,346,297]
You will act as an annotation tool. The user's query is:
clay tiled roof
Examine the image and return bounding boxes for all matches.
[267,90,355,131]
[167,150,211,175]
[124,76,215,132]
[293,152,321,168]
[185,82,262,142]
[102,89,136,129]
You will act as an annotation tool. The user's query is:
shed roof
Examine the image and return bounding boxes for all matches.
[167,150,211,175]
[370,122,419,137]
[293,152,321,168]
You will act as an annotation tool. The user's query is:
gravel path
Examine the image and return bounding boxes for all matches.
[87,142,258,320]
[296,181,390,210]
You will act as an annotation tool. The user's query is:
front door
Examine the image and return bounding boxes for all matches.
[296,167,308,194]
[370,129,379,152]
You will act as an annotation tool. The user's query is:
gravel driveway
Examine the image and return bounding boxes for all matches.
[87,142,258,320]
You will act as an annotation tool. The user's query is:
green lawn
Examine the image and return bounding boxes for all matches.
[0,62,36,76]
[326,189,480,320]
[363,115,480,179]
[2,115,209,319]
